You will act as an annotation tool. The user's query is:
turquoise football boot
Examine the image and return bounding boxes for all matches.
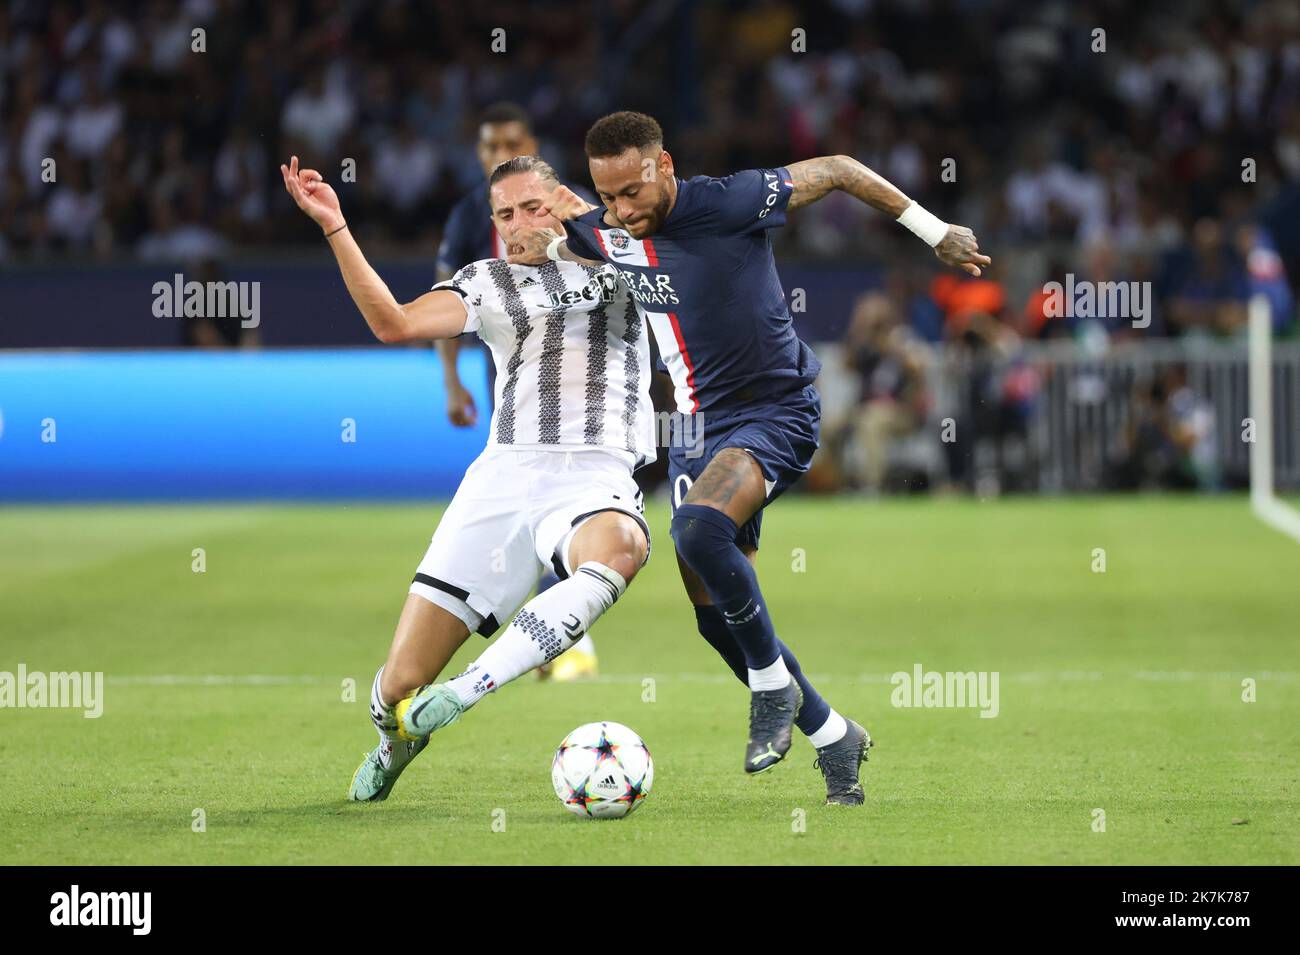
[348,736,429,802]
[397,683,465,739]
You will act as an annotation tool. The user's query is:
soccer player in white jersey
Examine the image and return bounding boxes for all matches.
[280,154,655,802]
[435,103,603,683]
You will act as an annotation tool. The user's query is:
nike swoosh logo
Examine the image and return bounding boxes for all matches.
[722,600,755,621]
[409,698,433,724]
[717,600,759,623]
[609,250,636,259]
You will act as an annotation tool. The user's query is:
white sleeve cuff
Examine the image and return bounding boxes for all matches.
[430,283,480,334]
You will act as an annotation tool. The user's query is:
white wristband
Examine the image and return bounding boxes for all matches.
[545,235,566,261]
[897,201,948,247]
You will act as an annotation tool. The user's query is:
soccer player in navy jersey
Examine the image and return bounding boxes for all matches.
[438,103,601,681]
[507,111,989,805]
[435,103,536,429]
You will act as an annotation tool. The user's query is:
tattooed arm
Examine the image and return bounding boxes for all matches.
[784,155,991,276]
[786,155,910,215]
[506,226,603,267]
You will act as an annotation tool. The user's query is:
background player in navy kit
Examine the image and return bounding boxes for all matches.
[435,103,535,429]
[436,103,600,681]
[508,111,990,805]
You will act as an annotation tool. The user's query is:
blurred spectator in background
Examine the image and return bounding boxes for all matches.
[1109,367,1218,491]
[64,68,122,158]
[372,117,441,239]
[281,65,355,159]
[839,292,930,492]
[1235,222,1294,335]
[1023,255,1077,340]
[137,193,227,262]
[214,124,271,243]
[932,266,1033,493]
[931,271,1009,342]
[1165,218,1250,337]
[0,0,1292,339]
[1005,134,1086,241]
[43,152,100,250]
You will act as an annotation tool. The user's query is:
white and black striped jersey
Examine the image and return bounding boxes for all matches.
[433,259,656,466]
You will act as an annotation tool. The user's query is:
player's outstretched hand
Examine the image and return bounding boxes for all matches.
[280,155,345,234]
[506,226,562,266]
[446,382,478,428]
[539,185,595,221]
[935,224,991,277]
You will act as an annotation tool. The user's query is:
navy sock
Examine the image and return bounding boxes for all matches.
[779,639,831,737]
[671,504,781,669]
[693,604,832,737]
[693,604,747,682]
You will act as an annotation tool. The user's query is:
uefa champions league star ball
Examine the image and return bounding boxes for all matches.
[551,721,654,819]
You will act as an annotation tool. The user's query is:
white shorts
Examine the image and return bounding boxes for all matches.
[409,447,650,638]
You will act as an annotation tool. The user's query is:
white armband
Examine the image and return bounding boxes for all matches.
[897,201,948,247]
[545,235,566,262]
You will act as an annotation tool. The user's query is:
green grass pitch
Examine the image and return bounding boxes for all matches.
[1,495,1297,865]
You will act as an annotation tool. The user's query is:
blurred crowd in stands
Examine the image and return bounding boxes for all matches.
[3,0,1298,493]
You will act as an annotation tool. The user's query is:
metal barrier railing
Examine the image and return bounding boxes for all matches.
[925,339,1300,492]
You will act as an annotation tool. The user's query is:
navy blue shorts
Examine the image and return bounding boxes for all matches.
[667,385,821,551]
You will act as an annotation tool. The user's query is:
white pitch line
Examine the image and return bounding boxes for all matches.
[106,675,327,686]
[1254,496,1300,545]
[104,671,1300,687]
[1248,295,1300,545]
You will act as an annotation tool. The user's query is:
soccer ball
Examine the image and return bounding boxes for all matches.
[551,721,653,819]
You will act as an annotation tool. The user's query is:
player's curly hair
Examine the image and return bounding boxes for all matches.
[488,155,560,189]
[584,111,664,157]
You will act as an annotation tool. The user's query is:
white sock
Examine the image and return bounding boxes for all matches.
[807,709,848,748]
[571,633,596,654]
[747,655,792,691]
[447,562,626,708]
[369,666,416,769]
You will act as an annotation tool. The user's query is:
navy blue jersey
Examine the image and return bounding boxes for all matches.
[563,168,821,415]
[437,187,504,277]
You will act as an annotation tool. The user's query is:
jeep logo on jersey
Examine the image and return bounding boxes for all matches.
[610,230,631,250]
[544,269,620,309]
